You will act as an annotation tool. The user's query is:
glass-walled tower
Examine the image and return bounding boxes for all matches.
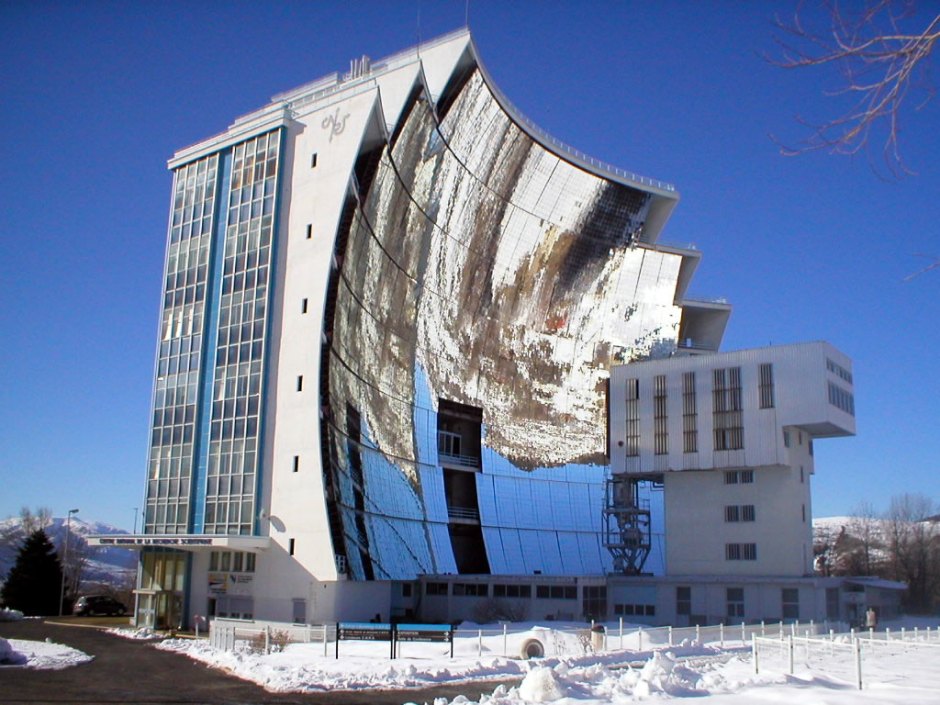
[137,132,282,629]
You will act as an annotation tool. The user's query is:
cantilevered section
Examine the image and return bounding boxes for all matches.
[607,342,855,575]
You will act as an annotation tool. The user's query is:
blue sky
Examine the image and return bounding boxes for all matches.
[1,1,937,530]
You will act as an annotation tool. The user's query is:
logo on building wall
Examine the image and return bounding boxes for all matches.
[322,108,349,142]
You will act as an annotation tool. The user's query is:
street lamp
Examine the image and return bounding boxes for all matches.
[58,508,79,617]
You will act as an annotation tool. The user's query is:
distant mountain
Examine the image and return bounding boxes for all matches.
[0,516,137,588]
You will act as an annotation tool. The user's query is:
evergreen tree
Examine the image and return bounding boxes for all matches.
[0,529,64,616]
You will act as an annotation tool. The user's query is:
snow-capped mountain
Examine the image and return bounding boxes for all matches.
[0,516,137,587]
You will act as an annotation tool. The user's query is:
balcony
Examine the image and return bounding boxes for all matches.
[447,506,480,524]
[437,431,480,469]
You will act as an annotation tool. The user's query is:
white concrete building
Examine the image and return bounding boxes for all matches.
[607,342,855,578]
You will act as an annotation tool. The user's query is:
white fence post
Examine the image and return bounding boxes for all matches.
[741,622,746,643]
[619,617,624,650]
[695,624,700,643]
[265,625,270,654]
[720,623,724,648]
[787,635,794,674]
[752,634,759,674]
[761,620,766,636]
[478,629,482,658]
[503,623,508,657]
[638,626,643,651]
[668,625,673,646]
[854,638,863,690]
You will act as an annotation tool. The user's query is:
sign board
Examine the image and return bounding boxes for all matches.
[394,623,454,658]
[96,537,214,547]
[335,622,454,659]
[336,622,394,659]
[394,623,452,641]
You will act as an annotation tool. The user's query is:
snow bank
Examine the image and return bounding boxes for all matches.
[0,607,24,622]
[0,638,92,669]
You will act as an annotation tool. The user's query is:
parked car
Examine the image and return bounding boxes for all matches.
[74,595,127,617]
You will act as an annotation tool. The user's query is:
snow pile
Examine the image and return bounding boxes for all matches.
[517,666,567,702]
[0,637,27,665]
[157,637,527,692]
[107,626,162,640]
[0,607,24,622]
[0,638,91,669]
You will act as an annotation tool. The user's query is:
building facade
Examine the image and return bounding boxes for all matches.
[90,30,866,630]
[102,29,736,629]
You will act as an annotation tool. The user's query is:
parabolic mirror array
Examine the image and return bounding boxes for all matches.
[325,65,688,580]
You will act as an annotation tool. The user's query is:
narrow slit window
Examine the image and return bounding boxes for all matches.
[310,153,318,168]
[296,375,303,392]
[302,298,308,314]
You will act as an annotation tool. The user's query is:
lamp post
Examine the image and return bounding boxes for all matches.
[58,508,79,616]
[132,507,138,534]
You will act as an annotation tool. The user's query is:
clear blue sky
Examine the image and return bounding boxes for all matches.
[1,1,937,529]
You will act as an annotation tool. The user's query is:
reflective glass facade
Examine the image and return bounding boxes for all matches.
[146,155,218,534]
[322,69,684,579]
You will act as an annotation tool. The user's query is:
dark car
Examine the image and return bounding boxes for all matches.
[74,595,127,616]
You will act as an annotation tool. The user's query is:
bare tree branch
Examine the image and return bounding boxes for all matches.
[770,1,939,176]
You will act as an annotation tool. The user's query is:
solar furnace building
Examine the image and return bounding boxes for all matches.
[125,29,732,628]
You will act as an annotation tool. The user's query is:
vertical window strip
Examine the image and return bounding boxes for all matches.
[713,367,743,450]
[759,363,774,408]
[203,129,281,536]
[146,153,219,535]
[682,371,697,453]
[654,375,668,455]
[625,379,640,457]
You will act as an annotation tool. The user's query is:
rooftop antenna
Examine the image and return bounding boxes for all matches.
[416,0,421,56]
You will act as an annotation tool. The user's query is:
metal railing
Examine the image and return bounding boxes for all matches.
[447,506,480,522]
[438,451,481,469]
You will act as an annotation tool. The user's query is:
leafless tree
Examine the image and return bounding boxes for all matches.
[847,500,883,575]
[18,507,52,534]
[771,1,939,175]
[885,493,939,611]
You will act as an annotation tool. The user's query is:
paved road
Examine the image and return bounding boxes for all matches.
[0,619,518,705]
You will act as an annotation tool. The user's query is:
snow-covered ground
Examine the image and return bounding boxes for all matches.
[6,617,940,703]
[148,618,940,704]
